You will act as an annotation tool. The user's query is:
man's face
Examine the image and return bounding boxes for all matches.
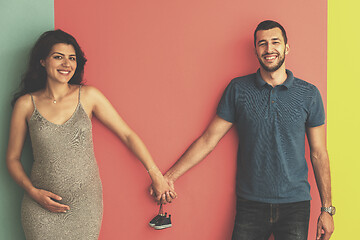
[255,27,289,72]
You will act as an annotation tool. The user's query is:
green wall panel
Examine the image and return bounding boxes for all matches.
[0,1,54,239]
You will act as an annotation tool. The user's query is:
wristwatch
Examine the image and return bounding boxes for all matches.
[321,206,336,216]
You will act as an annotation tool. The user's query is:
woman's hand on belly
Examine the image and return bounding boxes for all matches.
[28,188,70,213]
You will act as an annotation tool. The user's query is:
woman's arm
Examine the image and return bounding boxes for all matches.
[6,95,70,213]
[84,86,176,202]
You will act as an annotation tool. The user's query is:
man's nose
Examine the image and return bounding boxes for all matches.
[266,44,274,53]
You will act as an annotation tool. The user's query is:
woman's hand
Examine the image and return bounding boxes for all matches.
[149,173,177,204]
[28,188,70,213]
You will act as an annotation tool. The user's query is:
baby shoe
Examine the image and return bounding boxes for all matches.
[154,214,172,230]
[149,214,164,227]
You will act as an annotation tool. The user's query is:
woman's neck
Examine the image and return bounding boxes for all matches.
[44,82,71,103]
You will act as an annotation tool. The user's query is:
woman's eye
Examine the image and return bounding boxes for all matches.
[54,55,62,59]
[69,57,76,61]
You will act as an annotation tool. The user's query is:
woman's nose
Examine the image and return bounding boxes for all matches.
[62,58,70,67]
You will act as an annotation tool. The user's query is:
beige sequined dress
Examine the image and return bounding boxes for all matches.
[21,86,103,239]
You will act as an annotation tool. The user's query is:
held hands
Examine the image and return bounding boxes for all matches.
[28,188,70,213]
[149,173,177,204]
[316,212,334,240]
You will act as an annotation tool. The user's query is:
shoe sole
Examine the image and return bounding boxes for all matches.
[149,223,155,227]
[154,224,172,230]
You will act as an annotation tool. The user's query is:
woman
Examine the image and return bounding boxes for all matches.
[6,30,175,239]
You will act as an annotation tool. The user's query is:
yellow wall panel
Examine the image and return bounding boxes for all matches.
[328,0,360,238]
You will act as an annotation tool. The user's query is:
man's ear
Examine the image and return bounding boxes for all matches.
[285,44,290,55]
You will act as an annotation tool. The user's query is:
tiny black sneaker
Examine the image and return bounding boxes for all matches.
[149,204,165,227]
[154,214,172,230]
[149,214,163,227]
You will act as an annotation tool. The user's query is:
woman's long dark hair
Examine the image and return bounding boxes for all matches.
[12,29,87,106]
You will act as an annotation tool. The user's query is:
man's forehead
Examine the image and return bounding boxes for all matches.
[256,27,284,42]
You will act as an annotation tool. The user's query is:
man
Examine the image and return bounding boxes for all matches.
[152,20,334,240]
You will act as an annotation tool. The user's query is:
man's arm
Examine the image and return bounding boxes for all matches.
[306,125,334,240]
[156,115,233,202]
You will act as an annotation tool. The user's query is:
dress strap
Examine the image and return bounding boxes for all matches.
[29,93,37,110]
[78,85,82,103]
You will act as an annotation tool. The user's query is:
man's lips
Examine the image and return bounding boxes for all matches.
[263,54,278,62]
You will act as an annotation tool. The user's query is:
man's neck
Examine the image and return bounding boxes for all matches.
[259,65,287,87]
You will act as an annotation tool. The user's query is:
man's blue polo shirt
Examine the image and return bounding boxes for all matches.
[217,69,325,203]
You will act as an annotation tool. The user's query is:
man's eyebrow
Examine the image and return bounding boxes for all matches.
[257,37,282,45]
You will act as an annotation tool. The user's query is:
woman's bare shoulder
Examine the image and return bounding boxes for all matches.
[13,94,35,118]
[81,85,101,94]
[80,85,105,100]
[15,94,33,107]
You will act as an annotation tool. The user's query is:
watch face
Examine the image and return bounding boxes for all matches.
[322,206,336,216]
[330,206,336,215]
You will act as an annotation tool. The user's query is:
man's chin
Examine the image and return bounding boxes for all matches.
[259,59,285,72]
[260,64,281,72]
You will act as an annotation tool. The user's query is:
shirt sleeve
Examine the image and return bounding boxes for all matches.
[216,80,237,123]
[306,86,325,128]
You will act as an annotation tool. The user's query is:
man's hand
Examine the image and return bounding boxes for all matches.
[28,188,70,213]
[316,212,334,240]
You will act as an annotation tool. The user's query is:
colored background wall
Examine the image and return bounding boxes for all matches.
[0,1,54,239]
[1,0,343,239]
[328,0,360,239]
[54,1,326,239]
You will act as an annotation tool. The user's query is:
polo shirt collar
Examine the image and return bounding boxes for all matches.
[282,70,294,89]
[255,69,294,89]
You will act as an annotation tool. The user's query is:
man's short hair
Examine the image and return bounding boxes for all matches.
[254,20,287,46]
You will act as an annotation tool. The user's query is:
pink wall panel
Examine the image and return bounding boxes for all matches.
[55,0,327,239]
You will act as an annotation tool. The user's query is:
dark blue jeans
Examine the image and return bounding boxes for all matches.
[232,197,310,240]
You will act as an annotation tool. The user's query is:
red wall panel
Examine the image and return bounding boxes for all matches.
[55,1,327,239]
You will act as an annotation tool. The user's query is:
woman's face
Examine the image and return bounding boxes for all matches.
[40,43,77,84]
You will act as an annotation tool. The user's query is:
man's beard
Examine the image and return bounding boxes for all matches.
[257,51,286,72]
